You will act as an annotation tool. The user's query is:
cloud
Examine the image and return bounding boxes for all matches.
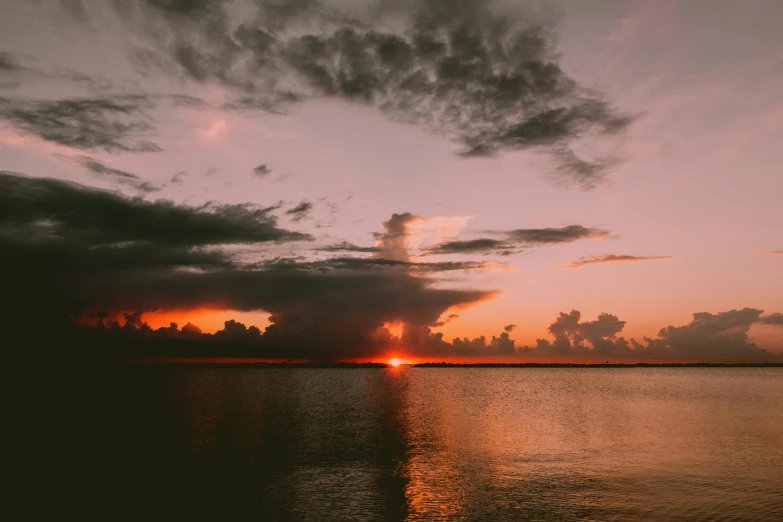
[760,313,783,326]
[507,225,610,244]
[253,164,272,178]
[285,200,313,222]
[256,256,498,274]
[0,52,35,89]
[0,52,20,73]
[374,212,420,262]
[7,175,772,362]
[66,155,159,193]
[763,250,783,255]
[0,95,161,153]
[432,313,459,327]
[427,225,609,255]
[316,241,381,254]
[551,149,618,190]
[426,238,512,256]
[1,172,497,357]
[534,310,630,357]
[0,171,309,249]
[632,309,776,360]
[92,0,632,188]
[529,308,781,361]
[563,254,672,268]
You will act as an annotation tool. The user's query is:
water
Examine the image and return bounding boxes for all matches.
[51,367,783,519]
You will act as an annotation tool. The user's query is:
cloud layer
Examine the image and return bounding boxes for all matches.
[0,95,161,152]
[52,0,632,188]
[1,172,496,357]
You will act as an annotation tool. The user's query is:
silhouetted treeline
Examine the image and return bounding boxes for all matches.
[131,361,389,368]
[414,362,783,368]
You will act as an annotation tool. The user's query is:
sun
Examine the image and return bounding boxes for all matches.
[388,358,403,368]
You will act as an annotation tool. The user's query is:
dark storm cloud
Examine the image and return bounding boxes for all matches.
[0,172,308,247]
[427,225,609,255]
[0,95,161,152]
[66,155,159,193]
[90,0,632,188]
[1,172,497,357]
[285,200,313,222]
[564,254,672,268]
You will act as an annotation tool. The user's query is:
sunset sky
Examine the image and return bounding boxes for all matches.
[1,0,781,361]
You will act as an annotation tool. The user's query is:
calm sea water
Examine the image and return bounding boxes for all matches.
[56,367,783,520]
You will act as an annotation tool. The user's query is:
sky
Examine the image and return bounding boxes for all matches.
[1,0,781,362]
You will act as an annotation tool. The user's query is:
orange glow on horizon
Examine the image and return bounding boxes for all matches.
[388,358,404,367]
[143,308,270,333]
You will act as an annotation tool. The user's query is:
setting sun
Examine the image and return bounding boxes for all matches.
[388,358,403,368]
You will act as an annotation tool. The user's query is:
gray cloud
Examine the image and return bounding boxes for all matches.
[563,254,672,268]
[374,212,419,262]
[426,238,515,256]
[285,200,313,222]
[0,95,161,152]
[0,52,20,72]
[253,164,272,178]
[427,225,609,256]
[316,241,381,254]
[507,225,610,244]
[68,155,159,193]
[529,308,780,361]
[0,171,308,248]
[256,256,497,274]
[81,0,632,188]
[760,313,783,326]
[534,310,630,357]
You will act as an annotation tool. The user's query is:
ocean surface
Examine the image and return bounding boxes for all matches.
[54,367,783,520]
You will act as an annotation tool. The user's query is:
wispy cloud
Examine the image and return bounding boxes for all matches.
[427,225,610,256]
[561,254,672,268]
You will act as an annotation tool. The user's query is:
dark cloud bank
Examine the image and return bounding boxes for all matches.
[2,171,779,362]
[39,0,634,189]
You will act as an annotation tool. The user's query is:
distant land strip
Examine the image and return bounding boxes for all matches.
[413,362,783,368]
[122,361,783,368]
